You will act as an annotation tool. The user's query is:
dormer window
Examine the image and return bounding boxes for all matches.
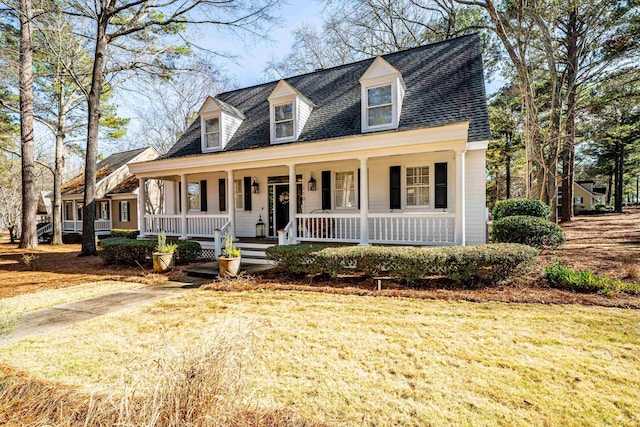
[274,103,294,139]
[367,85,393,127]
[360,56,406,133]
[204,117,220,149]
[199,96,245,153]
[268,80,315,144]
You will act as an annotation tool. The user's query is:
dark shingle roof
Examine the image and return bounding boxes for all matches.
[62,147,149,195]
[164,34,490,159]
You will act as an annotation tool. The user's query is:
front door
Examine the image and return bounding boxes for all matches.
[274,184,290,234]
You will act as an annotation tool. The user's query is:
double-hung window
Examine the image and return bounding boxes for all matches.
[203,117,220,149]
[234,179,244,210]
[335,171,355,209]
[367,85,393,127]
[187,182,200,211]
[274,103,294,139]
[120,202,128,222]
[100,202,109,219]
[406,166,430,207]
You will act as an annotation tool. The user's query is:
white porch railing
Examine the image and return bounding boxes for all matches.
[214,221,231,258]
[369,213,455,244]
[296,213,361,243]
[145,214,182,236]
[187,214,229,238]
[278,220,296,245]
[62,219,112,232]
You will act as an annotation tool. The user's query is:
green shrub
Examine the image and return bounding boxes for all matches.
[99,238,201,266]
[267,243,538,285]
[492,199,551,221]
[110,229,139,239]
[265,244,329,277]
[545,263,640,296]
[99,237,155,266]
[492,215,565,249]
[174,240,202,263]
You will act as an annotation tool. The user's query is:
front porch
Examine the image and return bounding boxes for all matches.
[62,199,113,235]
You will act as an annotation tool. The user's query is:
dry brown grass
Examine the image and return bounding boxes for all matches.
[0,334,324,427]
[0,237,182,298]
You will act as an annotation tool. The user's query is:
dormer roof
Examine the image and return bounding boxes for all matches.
[199,96,246,119]
[359,56,406,89]
[268,80,316,106]
[164,34,490,160]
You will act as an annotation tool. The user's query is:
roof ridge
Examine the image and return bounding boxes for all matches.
[215,33,480,98]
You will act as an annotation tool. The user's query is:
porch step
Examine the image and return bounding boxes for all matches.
[235,242,275,265]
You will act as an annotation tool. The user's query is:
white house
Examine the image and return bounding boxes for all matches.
[129,35,491,262]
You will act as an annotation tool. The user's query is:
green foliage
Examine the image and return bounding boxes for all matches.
[223,234,241,258]
[267,243,538,285]
[492,199,552,221]
[545,263,640,296]
[265,245,329,277]
[99,237,201,265]
[155,231,178,254]
[492,216,565,249]
[110,229,139,239]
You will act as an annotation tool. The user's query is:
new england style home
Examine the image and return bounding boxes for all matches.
[129,34,491,263]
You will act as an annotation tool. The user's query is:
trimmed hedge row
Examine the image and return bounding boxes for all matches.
[110,229,139,239]
[491,215,565,249]
[266,243,538,285]
[99,237,202,266]
[492,199,551,221]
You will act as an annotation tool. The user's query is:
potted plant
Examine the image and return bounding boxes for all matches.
[153,231,178,273]
[219,234,241,277]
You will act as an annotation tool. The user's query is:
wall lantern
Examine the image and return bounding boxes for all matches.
[255,214,266,238]
[251,177,260,194]
[308,172,317,191]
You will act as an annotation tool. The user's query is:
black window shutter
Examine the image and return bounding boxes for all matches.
[435,162,448,209]
[200,180,207,212]
[243,176,252,211]
[357,168,361,209]
[125,202,130,222]
[321,171,331,210]
[178,181,182,212]
[218,179,226,211]
[389,166,401,209]
[118,202,122,222]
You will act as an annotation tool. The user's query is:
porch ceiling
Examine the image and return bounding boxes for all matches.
[130,123,472,178]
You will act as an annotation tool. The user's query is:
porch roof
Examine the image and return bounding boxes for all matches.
[162,34,489,160]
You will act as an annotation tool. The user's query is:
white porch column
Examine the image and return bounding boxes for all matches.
[359,157,369,246]
[72,200,78,231]
[138,178,147,238]
[227,170,236,239]
[180,174,188,239]
[454,150,466,246]
[288,164,297,244]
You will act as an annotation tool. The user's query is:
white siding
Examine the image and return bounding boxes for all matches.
[296,96,313,139]
[464,149,487,245]
[221,112,243,149]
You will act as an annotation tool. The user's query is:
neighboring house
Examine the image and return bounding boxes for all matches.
[558,180,607,213]
[59,147,159,235]
[129,35,490,261]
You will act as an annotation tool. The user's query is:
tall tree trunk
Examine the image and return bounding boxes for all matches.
[18,0,37,249]
[607,172,613,204]
[561,6,578,222]
[614,142,624,213]
[80,16,109,256]
[52,131,64,245]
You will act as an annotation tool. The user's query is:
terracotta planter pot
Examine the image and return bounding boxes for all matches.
[219,256,241,277]
[153,252,174,273]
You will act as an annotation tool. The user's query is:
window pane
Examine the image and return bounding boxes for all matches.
[205,118,219,133]
[187,183,200,210]
[205,132,219,148]
[368,105,392,126]
[335,171,355,208]
[234,179,243,209]
[368,85,392,106]
[406,166,429,206]
[276,121,294,138]
[275,103,293,121]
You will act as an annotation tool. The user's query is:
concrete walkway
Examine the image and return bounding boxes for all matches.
[1,277,207,346]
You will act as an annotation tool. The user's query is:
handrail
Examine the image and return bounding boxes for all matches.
[278,220,295,245]
[214,221,231,258]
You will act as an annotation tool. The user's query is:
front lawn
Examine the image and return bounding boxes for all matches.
[2,289,639,426]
